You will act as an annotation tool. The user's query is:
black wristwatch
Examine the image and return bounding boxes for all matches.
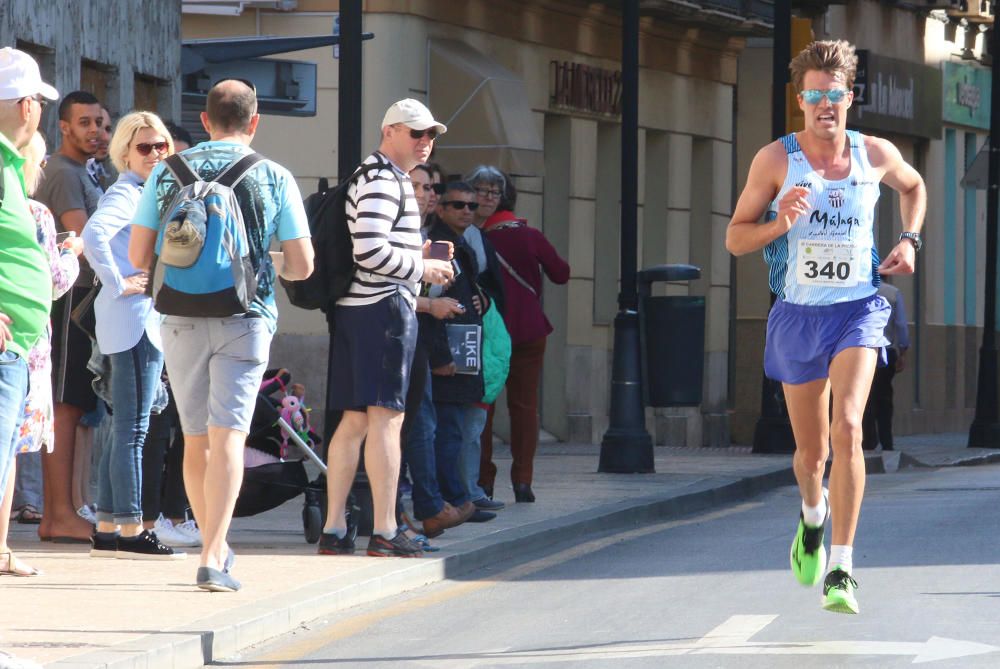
[899,232,922,252]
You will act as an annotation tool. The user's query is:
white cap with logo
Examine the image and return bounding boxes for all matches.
[0,47,59,101]
[381,98,447,135]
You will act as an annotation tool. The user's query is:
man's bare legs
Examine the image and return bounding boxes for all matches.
[324,410,368,533]
[784,377,831,510]
[183,427,246,571]
[365,406,404,536]
[323,406,404,537]
[39,403,93,540]
[827,347,877,546]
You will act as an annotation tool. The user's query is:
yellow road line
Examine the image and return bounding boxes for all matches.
[244,502,762,665]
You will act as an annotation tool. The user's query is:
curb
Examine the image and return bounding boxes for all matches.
[48,464,796,669]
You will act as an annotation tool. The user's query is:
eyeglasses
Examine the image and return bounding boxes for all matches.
[20,95,47,109]
[134,141,169,156]
[800,88,849,105]
[441,200,479,211]
[408,128,438,141]
[475,187,501,199]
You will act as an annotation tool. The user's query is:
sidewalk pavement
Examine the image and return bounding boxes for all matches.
[2,433,996,669]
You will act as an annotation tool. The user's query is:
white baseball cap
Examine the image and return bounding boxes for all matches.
[381,98,447,134]
[0,47,58,101]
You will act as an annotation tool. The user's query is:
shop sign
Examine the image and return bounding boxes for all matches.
[943,61,990,130]
[549,60,622,116]
[849,52,942,139]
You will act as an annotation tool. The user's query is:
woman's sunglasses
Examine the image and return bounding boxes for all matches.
[800,88,848,105]
[442,200,479,211]
[134,141,169,156]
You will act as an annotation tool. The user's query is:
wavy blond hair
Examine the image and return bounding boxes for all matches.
[789,40,858,92]
[109,111,174,173]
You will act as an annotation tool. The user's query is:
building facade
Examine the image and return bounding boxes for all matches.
[181,0,764,446]
[1,0,182,142]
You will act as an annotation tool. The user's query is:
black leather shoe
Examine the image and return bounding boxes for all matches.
[513,483,535,503]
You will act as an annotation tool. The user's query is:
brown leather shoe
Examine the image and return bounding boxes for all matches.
[420,503,463,538]
[456,500,476,523]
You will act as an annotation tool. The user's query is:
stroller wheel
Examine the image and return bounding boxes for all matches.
[303,503,323,544]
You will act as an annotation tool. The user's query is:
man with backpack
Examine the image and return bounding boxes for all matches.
[319,99,454,558]
[128,79,313,592]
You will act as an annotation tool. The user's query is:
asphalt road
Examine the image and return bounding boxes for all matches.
[218,463,1000,668]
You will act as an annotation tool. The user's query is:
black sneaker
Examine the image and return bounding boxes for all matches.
[90,531,119,559]
[366,530,423,557]
[116,530,186,560]
[318,530,355,555]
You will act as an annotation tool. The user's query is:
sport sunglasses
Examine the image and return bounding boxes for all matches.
[800,88,849,105]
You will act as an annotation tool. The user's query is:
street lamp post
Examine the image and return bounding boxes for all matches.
[751,0,796,454]
[968,24,1000,448]
[598,0,655,473]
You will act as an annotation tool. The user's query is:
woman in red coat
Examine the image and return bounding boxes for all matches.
[471,168,570,502]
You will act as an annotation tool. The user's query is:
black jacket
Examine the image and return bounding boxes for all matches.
[423,221,485,405]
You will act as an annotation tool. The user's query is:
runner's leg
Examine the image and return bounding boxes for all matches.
[783,378,830,508]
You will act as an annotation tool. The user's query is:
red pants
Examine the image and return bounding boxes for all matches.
[480,337,547,489]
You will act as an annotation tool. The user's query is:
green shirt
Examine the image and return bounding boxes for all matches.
[0,132,51,357]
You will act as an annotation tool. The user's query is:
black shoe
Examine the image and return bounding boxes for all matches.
[513,483,535,503]
[474,497,506,511]
[318,530,355,555]
[467,510,496,523]
[90,531,119,559]
[366,529,423,557]
[116,530,185,560]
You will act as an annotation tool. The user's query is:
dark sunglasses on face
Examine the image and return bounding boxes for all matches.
[800,88,848,105]
[134,141,169,156]
[408,127,438,141]
[442,200,479,211]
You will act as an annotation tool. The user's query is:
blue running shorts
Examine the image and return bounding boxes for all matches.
[764,293,890,385]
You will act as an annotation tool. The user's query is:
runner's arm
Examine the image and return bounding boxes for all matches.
[726,143,800,256]
[869,137,925,275]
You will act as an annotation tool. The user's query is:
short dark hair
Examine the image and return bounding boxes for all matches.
[206,80,257,133]
[443,180,475,197]
[58,91,101,122]
[164,121,193,147]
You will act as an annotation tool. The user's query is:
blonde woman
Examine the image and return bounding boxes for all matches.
[81,112,181,559]
[1,132,83,576]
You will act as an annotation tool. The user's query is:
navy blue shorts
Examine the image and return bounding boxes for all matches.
[329,292,417,413]
[764,293,890,385]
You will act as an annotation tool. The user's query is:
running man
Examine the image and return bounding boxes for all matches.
[726,40,925,614]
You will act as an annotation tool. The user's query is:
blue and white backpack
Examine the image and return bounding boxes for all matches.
[152,152,265,317]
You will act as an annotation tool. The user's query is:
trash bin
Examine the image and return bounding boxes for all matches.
[637,264,705,407]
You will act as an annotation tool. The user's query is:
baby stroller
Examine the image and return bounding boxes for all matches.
[233,368,329,543]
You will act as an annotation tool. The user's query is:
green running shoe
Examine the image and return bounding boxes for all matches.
[822,568,859,614]
[789,488,828,587]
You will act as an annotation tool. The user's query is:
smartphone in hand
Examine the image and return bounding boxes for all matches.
[428,241,452,261]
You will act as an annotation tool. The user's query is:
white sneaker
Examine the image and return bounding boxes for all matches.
[153,515,198,547]
[174,518,203,547]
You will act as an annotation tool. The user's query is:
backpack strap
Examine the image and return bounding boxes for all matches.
[163,154,200,187]
[215,152,266,189]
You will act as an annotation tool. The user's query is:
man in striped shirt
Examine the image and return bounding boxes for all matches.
[321,99,455,558]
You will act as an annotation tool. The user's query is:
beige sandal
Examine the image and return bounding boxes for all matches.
[0,550,42,577]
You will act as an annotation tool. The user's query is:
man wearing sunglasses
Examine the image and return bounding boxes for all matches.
[321,99,455,559]
[0,47,59,583]
[726,40,926,615]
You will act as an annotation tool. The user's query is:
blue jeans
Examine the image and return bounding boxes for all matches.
[96,333,164,525]
[460,405,489,502]
[403,364,445,520]
[433,402,473,509]
[13,450,43,511]
[0,350,29,501]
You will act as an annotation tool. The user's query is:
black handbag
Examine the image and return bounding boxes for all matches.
[69,283,99,340]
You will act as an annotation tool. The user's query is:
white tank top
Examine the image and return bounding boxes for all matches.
[763,130,881,305]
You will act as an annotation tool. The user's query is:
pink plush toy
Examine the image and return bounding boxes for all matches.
[279,393,308,458]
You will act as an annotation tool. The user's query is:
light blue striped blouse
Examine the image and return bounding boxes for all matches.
[82,171,162,355]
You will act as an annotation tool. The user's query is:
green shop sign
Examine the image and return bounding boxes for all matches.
[943,61,990,130]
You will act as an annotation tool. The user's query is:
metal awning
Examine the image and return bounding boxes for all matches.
[427,39,544,177]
